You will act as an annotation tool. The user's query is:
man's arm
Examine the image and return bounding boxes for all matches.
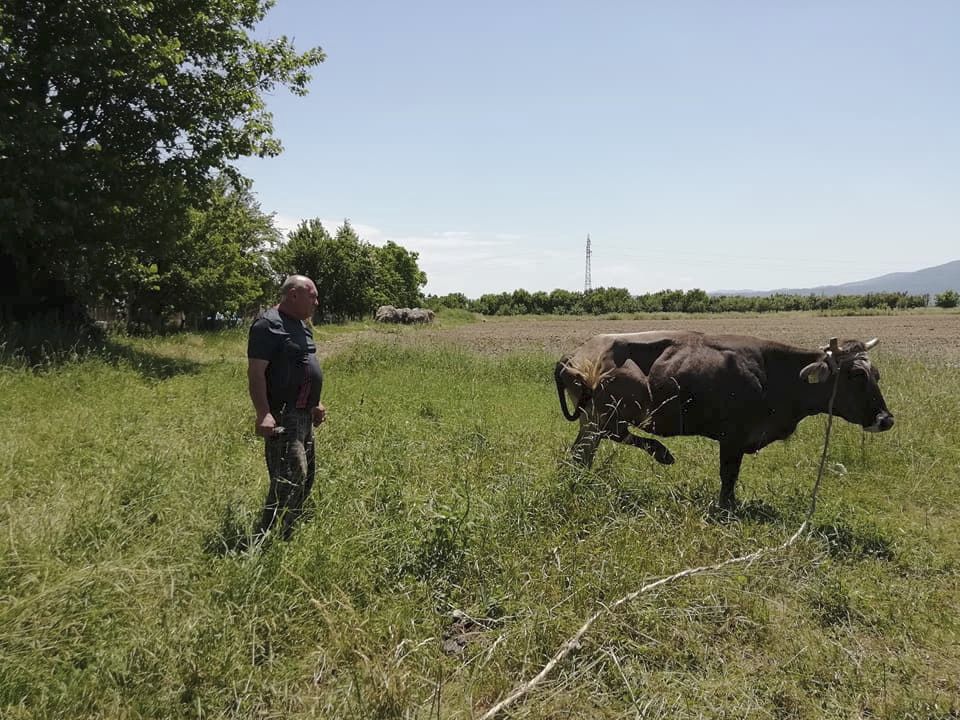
[247,358,276,437]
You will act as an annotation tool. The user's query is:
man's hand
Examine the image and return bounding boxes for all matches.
[256,412,278,437]
[312,403,327,427]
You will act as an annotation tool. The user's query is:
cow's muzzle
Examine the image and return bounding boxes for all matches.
[864,411,894,433]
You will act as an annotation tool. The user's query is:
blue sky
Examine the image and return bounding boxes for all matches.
[236,1,959,297]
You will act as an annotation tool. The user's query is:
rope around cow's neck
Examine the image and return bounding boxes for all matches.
[784,354,841,545]
[477,368,843,720]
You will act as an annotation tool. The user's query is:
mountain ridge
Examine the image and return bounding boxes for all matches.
[711,259,960,298]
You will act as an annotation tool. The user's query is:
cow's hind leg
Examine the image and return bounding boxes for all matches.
[611,425,675,465]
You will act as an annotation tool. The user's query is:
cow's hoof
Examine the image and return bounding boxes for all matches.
[708,500,738,523]
[717,499,738,516]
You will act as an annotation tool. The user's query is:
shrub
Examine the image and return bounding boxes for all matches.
[935,290,959,308]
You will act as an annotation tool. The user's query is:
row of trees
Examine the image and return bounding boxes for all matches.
[426,288,935,316]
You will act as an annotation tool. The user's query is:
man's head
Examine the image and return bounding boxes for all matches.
[278,275,319,321]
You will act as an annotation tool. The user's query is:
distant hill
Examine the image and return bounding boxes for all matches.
[713,259,960,298]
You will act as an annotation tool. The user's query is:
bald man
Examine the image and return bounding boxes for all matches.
[247,275,327,542]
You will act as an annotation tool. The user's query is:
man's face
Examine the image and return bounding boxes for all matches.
[289,281,319,320]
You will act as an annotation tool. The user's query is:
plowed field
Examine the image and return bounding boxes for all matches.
[392,311,960,364]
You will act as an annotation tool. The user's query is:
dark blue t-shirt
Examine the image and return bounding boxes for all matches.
[247,307,323,416]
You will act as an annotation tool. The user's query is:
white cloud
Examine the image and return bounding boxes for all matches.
[271,213,302,235]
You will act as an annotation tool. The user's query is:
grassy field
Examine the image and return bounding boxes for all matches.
[1,316,959,719]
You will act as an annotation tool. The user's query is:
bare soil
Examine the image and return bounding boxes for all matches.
[372,312,960,365]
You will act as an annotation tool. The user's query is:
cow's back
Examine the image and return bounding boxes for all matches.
[573,331,702,374]
[591,332,769,440]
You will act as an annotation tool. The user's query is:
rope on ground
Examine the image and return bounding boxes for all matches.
[478,359,842,720]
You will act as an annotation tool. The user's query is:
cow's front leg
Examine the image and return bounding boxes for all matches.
[718,446,744,510]
[611,425,675,465]
[571,418,602,467]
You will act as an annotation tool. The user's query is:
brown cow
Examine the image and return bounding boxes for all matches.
[555,331,894,509]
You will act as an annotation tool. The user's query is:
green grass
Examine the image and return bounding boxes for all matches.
[1,328,959,719]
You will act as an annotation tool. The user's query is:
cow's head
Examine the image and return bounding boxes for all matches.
[799,337,894,432]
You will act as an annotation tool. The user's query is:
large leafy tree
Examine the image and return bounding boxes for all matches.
[128,176,280,328]
[371,241,427,309]
[272,219,377,322]
[0,0,324,319]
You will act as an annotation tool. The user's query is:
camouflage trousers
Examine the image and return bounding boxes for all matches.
[255,408,316,541]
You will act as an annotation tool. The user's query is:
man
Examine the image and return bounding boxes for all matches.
[247,274,327,542]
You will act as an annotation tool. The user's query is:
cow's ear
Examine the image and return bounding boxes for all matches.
[799,361,831,384]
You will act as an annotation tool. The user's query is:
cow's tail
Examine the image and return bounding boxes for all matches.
[555,356,582,421]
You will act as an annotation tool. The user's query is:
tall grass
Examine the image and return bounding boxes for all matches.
[1,329,958,719]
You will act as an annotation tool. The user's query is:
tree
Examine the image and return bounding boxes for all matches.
[424,292,469,311]
[680,288,710,313]
[371,241,427,309]
[529,290,551,314]
[548,289,581,314]
[272,220,428,321]
[271,220,378,322]
[583,286,635,314]
[935,290,959,308]
[127,176,279,327]
[0,0,323,320]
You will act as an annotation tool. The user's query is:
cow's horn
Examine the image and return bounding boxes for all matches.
[864,337,879,350]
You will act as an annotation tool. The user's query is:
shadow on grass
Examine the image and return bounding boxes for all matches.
[1,319,105,368]
[811,522,895,561]
[203,518,251,557]
[734,499,784,524]
[203,499,321,557]
[551,456,791,527]
[702,497,784,526]
[203,498,258,556]
[1,322,202,379]
[102,340,202,380]
[554,452,846,541]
